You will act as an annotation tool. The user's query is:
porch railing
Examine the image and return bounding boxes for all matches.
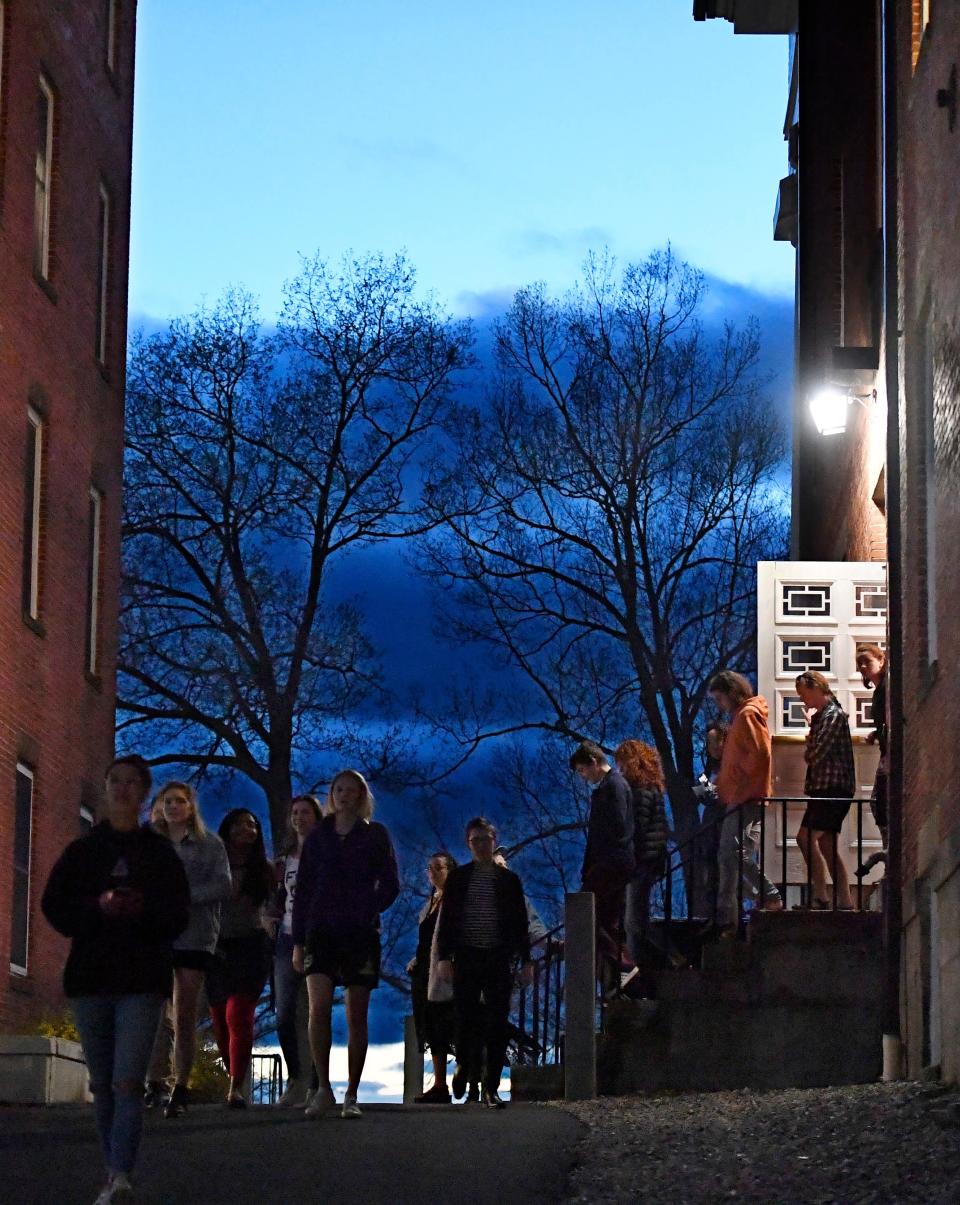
[652,796,879,952]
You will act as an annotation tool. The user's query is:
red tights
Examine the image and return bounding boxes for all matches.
[209,994,257,1082]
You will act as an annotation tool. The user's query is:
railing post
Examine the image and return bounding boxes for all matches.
[402,1014,424,1104]
[564,891,596,1101]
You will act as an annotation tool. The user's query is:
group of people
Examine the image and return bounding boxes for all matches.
[41,758,401,1205]
[40,649,889,1204]
[567,647,890,991]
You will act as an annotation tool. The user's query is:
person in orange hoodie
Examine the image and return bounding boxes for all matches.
[708,671,783,931]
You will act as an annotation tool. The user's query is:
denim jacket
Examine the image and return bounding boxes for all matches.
[163,829,233,954]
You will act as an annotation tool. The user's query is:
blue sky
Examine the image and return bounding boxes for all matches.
[129,0,795,323]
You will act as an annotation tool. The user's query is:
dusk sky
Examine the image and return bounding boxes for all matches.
[126,1,797,1062]
[129,1,794,323]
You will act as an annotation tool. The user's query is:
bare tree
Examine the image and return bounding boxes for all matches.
[119,253,472,842]
[420,248,786,854]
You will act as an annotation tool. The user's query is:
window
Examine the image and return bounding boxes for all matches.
[96,183,110,364]
[34,75,54,280]
[86,487,103,675]
[11,764,34,975]
[106,0,120,74]
[913,0,932,69]
[23,407,43,621]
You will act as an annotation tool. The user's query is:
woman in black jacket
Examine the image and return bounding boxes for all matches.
[408,850,458,1104]
[615,740,668,993]
[41,754,190,1205]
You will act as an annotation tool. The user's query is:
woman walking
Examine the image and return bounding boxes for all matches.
[208,808,274,1107]
[795,671,856,909]
[271,794,323,1106]
[615,739,668,991]
[292,770,400,1120]
[409,851,458,1104]
[145,781,232,1118]
[41,755,190,1205]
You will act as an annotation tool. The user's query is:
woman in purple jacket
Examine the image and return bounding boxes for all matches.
[292,769,399,1120]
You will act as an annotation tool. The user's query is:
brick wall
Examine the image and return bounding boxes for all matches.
[0,1,137,1030]
[896,0,960,1078]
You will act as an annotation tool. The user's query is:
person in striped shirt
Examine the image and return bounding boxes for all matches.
[435,818,533,1109]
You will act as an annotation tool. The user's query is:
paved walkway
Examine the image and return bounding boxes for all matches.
[0,1101,583,1205]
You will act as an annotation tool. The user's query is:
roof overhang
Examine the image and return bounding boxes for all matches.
[693,0,797,34]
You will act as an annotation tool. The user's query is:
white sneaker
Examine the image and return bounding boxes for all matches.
[304,1086,336,1118]
[276,1079,310,1107]
[109,1174,134,1203]
[341,1094,362,1119]
[93,1184,114,1205]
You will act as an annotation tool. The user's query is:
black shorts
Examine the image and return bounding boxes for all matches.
[172,949,212,972]
[800,791,852,834]
[304,924,380,989]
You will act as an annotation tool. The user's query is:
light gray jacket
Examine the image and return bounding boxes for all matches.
[162,829,233,954]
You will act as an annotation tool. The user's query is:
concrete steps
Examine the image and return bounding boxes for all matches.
[599,911,884,1094]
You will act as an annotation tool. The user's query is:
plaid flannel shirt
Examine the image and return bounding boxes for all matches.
[804,698,856,797]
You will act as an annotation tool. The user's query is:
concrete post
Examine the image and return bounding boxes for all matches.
[402,1014,424,1104]
[564,891,596,1101]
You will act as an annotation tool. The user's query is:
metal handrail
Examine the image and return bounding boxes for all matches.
[651,795,879,952]
[250,1051,283,1104]
[516,924,565,1066]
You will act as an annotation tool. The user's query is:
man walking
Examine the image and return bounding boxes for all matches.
[570,741,636,993]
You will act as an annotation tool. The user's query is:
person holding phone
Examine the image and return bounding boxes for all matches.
[42,755,190,1205]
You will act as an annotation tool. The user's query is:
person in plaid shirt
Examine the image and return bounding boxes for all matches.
[795,671,856,909]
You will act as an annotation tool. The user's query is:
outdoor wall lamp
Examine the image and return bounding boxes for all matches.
[809,388,877,436]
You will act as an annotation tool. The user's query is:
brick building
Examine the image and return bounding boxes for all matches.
[694,0,960,1082]
[0,1,138,1030]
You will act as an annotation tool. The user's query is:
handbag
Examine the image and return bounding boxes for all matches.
[426,902,454,1003]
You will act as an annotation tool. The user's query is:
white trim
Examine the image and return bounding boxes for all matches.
[35,75,54,280]
[26,407,43,620]
[106,0,119,72]
[96,183,110,364]
[87,487,103,674]
[11,763,35,976]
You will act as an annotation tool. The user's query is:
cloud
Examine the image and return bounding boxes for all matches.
[504,225,614,259]
[336,135,465,171]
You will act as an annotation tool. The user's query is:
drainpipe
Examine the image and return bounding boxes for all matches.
[881,0,904,1082]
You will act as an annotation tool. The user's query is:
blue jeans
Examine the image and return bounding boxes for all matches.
[273,933,313,1085]
[72,994,165,1176]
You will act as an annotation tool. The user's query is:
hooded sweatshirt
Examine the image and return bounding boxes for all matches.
[715,695,772,807]
[41,822,190,997]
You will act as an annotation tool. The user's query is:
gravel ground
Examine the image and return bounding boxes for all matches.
[558,1082,960,1204]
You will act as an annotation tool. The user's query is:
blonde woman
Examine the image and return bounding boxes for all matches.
[292,770,400,1119]
[795,671,856,909]
[146,782,232,1118]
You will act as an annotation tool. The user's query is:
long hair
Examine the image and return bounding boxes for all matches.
[615,740,666,791]
[218,808,272,905]
[151,781,208,839]
[324,770,375,821]
[282,794,324,855]
[707,670,755,706]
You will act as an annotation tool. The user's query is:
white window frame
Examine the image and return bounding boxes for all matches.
[34,75,54,280]
[106,0,119,73]
[25,407,43,620]
[11,763,35,976]
[87,487,103,675]
[96,183,110,364]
